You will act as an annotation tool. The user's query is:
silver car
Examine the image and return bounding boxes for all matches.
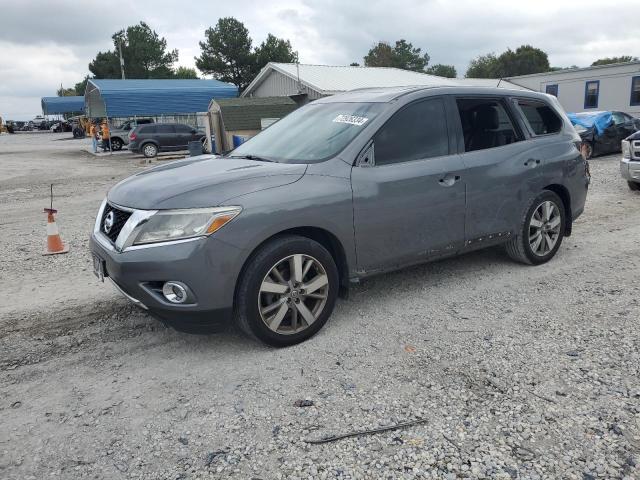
[621,131,640,190]
[90,86,590,346]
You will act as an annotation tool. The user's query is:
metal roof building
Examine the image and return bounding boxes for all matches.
[242,63,529,102]
[41,96,85,115]
[85,79,238,118]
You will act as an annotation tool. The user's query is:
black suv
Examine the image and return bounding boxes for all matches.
[128,123,206,158]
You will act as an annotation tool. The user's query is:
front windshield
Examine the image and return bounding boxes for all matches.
[230,102,383,163]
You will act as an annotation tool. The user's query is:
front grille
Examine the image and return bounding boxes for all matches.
[101,204,132,243]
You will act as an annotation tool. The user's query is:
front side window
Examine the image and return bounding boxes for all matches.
[231,102,384,163]
[373,98,449,165]
[612,112,626,125]
[584,81,599,109]
[516,99,562,135]
[631,76,640,106]
[456,98,522,152]
[545,84,558,97]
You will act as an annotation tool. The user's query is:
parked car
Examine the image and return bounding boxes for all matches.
[109,118,154,151]
[127,123,205,157]
[621,131,640,191]
[568,111,640,159]
[90,86,590,346]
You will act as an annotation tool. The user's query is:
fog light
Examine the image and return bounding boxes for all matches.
[162,281,188,304]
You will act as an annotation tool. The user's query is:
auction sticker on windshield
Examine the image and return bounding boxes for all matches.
[333,114,369,126]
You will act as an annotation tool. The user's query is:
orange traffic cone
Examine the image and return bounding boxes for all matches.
[43,208,69,255]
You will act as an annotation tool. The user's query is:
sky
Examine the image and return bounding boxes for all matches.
[1,0,638,120]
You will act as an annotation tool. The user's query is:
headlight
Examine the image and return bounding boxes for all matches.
[131,206,241,245]
[622,140,631,159]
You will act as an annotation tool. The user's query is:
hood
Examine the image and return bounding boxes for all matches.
[108,155,307,209]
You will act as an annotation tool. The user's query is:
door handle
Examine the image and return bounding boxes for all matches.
[438,174,461,187]
[524,158,541,167]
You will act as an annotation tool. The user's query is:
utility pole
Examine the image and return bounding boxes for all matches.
[118,40,126,80]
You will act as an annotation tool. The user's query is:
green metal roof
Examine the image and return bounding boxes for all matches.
[215,96,297,131]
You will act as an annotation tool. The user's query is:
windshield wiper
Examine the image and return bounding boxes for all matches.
[229,154,275,163]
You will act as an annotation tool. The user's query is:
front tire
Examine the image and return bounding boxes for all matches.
[235,235,339,347]
[628,181,640,191]
[142,142,158,158]
[505,190,566,265]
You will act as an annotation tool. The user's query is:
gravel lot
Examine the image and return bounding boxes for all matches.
[1,132,639,480]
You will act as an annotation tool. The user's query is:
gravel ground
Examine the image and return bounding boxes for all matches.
[1,132,639,480]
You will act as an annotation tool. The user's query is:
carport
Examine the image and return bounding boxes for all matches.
[41,96,84,116]
[84,79,238,118]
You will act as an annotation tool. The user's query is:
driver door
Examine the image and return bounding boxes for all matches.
[351,97,466,273]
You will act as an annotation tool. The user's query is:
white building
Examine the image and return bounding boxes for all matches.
[507,61,640,116]
[242,63,528,104]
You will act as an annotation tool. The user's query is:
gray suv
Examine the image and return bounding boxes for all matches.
[90,86,590,346]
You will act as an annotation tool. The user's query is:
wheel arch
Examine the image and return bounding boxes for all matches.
[543,183,572,236]
[234,226,350,306]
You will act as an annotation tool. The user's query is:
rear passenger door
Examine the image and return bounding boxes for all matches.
[351,96,466,272]
[451,97,543,245]
[174,124,194,149]
[156,124,177,150]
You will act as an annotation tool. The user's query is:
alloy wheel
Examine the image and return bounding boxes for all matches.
[528,200,561,256]
[258,254,329,335]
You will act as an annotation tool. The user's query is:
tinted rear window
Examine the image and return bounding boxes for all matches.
[516,99,562,135]
[156,125,175,134]
[175,124,193,133]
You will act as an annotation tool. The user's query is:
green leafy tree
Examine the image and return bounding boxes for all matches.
[591,56,638,66]
[88,22,178,79]
[350,62,360,67]
[74,76,89,96]
[174,66,199,79]
[426,64,457,78]
[253,34,297,75]
[495,45,549,77]
[465,46,549,78]
[56,86,77,96]
[196,17,254,90]
[364,40,429,71]
[465,53,499,78]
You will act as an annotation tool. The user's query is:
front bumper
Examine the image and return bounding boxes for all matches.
[620,158,640,182]
[89,230,245,332]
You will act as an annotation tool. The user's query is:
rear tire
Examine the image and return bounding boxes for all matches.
[505,190,566,265]
[142,142,158,158]
[235,235,339,347]
[111,137,123,151]
[628,181,640,191]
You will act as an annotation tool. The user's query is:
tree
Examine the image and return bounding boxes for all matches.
[57,86,76,96]
[253,34,297,75]
[426,64,457,78]
[88,22,178,79]
[350,62,360,67]
[465,45,550,78]
[495,45,549,77]
[174,66,198,79]
[591,56,638,66]
[196,17,254,90]
[74,76,89,96]
[465,53,499,78]
[364,40,429,71]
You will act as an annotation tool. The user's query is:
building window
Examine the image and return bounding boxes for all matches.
[584,81,599,109]
[631,76,640,106]
[545,84,558,97]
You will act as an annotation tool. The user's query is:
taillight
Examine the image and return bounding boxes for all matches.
[130,132,137,141]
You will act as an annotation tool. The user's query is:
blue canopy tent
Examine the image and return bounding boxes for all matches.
[41,96,85,115]
[84,79,238,118]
